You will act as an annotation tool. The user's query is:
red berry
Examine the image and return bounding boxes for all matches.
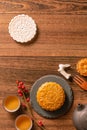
[19,93,23,96]
[21,85,25,89]
[38,121,43,126]
[25,89,29,93]
[16,80,19,85]
[21,103,26,108]
[18,89,22,93]
[19,81,24,86]
[26,98,30,102]
[18,85,21,89]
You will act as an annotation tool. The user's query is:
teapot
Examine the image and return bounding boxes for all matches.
[73,104,87,130]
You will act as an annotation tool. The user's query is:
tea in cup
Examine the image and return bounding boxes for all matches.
[3,95,20,112]
[15,114,32,130]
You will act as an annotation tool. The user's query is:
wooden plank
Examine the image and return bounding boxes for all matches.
[0,56,86,130]
[0,0,87,14]
[0,14,87,56]
[0,0,87,56]
[0,0,87,130]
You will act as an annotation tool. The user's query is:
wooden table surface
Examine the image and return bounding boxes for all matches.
[0,0,87,130]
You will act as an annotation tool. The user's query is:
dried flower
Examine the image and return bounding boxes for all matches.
[16,81,47,130]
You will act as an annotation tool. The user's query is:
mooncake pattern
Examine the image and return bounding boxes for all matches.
[8,14,37,43]
[76,58,87,76]
[36,82,65,111]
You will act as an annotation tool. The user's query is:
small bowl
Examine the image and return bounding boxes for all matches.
[3,95,20,112]
[15,114,33,130]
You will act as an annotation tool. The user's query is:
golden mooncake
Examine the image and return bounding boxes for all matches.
[76,58,87,76]
[36,82,65,111]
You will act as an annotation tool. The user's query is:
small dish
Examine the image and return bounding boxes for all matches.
[30,75,73,118]
[3,95,20,112]
[15,114,32,130]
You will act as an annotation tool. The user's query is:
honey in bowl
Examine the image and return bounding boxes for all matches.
[4,95,20,112]
[15,114,32,130]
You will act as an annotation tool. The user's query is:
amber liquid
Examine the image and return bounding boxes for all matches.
[16,115,31,130]
[4,96,19,110]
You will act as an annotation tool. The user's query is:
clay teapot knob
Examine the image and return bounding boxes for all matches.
[77,104,85,111]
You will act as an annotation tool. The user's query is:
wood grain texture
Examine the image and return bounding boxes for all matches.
[0,56,87,130]
[0,0,87,56]
[0,0,87,130]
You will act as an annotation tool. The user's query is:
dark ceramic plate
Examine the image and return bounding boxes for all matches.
[30,75,73,118]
